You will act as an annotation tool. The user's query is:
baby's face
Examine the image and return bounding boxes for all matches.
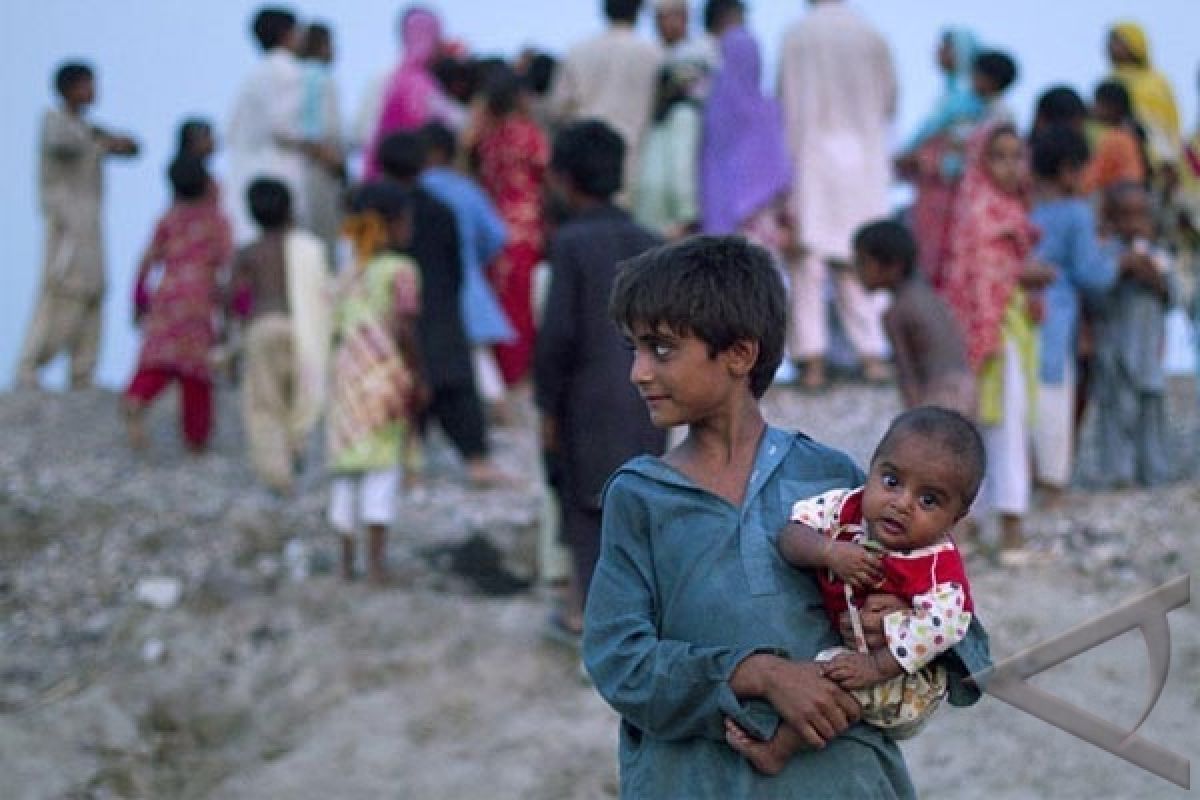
[861,435,969,552]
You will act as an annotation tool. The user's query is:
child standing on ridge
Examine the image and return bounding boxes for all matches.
[852,219,975,416]
[327,182,425,585]
[17,61,139,390]
[124,156,232,453]
[1090,181,1177,488]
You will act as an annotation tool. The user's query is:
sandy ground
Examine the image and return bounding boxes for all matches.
[0,381,1197,799]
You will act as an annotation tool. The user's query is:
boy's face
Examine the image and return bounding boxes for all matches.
[1093,98,1121,126]
[853,248,895,292]
[970,70,995,99]
[64,76,96,109]
[861,434,969,552]
[625,321,743,429]
[1109,189,1153,241]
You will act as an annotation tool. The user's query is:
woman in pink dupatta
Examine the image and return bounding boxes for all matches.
[364,7,462,179]
[941,122,1050,560]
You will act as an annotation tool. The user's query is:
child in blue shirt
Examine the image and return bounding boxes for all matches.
[583,235,991,797]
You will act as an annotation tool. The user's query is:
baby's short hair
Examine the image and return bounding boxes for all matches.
[853,219,916,277]
[871,407,986,507]
[609,235,786,398]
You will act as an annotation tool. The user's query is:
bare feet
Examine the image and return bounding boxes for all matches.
[861,357,893,385]
[798,359,828,392]
[724,719,789,776]
[123,398,148,451]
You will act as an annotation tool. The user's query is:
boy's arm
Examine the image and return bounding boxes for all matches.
[584,477,858,745]
[883,309,920,408]
[532,237,578,423]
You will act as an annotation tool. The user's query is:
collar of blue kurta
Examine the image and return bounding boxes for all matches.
[609,425,798,512]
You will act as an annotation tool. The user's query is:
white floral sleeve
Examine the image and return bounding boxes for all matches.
[789,487,854,534]
[883,582,973,673]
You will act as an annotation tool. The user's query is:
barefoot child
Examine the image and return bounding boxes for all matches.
[725,407,984,772]
[853,220,975,416]
[328,182,425,584]
[582,236,991,796]
[123,156,232,452]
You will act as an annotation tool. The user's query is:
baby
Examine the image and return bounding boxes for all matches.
[728,406,984,769]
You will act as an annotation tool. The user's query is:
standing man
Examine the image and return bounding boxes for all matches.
[654,0,717,77]
[548,0,662,209]
[779,0,897,390]
[17,61,139,390]
[226,7,306,244]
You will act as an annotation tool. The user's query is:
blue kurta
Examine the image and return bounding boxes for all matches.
[583,426,992,798]
[420,167,514,345]
[1031,198,1119,384]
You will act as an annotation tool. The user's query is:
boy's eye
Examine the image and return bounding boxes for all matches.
[918,493,940,509]
[881,473,899,488]
[653,343,673,358]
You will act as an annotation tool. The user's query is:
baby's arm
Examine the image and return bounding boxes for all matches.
[827,582,972,690]
[778,522,882,592]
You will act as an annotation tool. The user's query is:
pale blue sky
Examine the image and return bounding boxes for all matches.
[1,1,1196,388]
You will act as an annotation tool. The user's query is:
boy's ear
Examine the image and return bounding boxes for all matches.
[723,338,760,380]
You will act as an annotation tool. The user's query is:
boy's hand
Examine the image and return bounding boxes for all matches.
[1018,260,1056,290]
[759,658,861,750]
[826,541,883,592]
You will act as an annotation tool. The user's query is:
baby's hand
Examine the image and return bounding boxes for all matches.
[826,541,883,592]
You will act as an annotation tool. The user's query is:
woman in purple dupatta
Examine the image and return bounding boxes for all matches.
[700,26,794,246]
[364,7,462,179]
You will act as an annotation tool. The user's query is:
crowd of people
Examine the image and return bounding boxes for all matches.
[13,0,1200,789]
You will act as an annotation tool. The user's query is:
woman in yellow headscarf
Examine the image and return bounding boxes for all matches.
[1107,21,1181,167]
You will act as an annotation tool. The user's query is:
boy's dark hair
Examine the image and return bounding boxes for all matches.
[872,406,987,508]
[482,63,522,117]
[609,235,786,398]
[377,131,426,181]
[853,219,916,278]
[252,7,297,51]
[431,56,479,105]
[973,50,1017,93]
[420,122,458,162]
[1035,85,1087,126]
[247,177,292,230]
[525,52,558,95]
[604,0,643,24]
[703,0,745,34]
[1094,80,1134,121]
[168,156,209,201]
[54,61,93,97]
[176,117,212,156]
[551,119,625,200]
[346,181,412,221]
[1030,124,1090,179]
[300,22,332,60]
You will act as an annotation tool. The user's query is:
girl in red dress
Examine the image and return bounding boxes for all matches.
[124,156,232,452]
[471,66,548,387]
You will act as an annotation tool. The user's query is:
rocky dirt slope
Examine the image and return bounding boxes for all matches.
[1,382,1197,799]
